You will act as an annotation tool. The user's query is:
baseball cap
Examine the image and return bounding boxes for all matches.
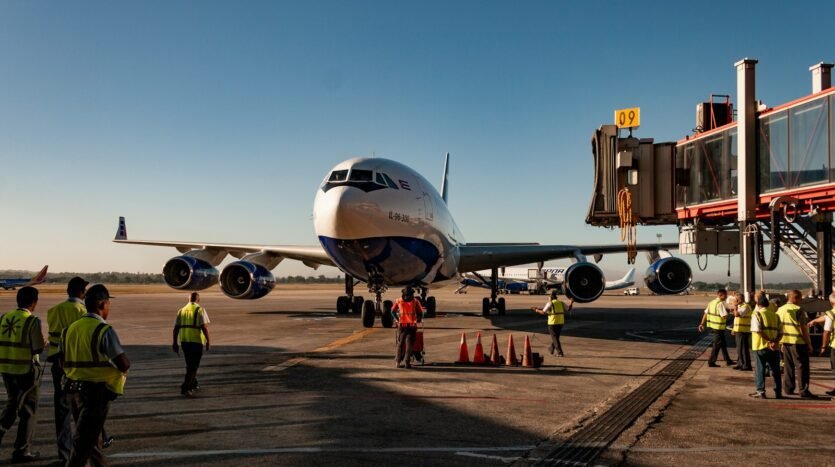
[84,284,114,311]
[67,276,89,294]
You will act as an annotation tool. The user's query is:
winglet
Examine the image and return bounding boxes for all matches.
[440,152,449,204]
[29,265,48,285]
[115,216,128,241]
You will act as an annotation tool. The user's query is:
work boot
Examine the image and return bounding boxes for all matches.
[707,362,719,367]
[11,451,39,463]
[825,389,835,396]
[800,390,815,399]
[748,392,766,399]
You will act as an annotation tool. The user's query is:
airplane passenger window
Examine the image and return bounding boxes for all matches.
[382,173,399,189]
[349,169,373,181]
[329,170,348,182]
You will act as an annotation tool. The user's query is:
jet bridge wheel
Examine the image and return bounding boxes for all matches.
[352,296,364,314]
[482,297,490,317]
[425,296,436,318]
[336,296,350,314]
[497,297,506,315]
[362,300,376,328]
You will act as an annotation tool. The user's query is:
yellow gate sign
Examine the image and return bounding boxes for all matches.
[614,107,640,129]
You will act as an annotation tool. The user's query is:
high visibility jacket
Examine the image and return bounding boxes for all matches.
[395,299,421,326]
[176,303,206,344]
[732,303,752,333]
[826,309,835,349]
[547,300,565,326]
[0,309,37,375]
[63,316,126,395]
[752,308,780,351]
[47,299,86,358]
[777,303,806,345]
[705,298,727,330]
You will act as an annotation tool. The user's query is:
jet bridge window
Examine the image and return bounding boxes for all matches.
[328,170,348,182]
[349,169,373,181]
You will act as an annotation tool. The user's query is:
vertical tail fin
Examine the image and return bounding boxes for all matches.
[440,152,449,204]
[29,265,48,285]
[115,216,128,240]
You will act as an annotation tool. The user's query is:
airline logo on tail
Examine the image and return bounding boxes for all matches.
[28,265,49,285]
[0,265,48,290]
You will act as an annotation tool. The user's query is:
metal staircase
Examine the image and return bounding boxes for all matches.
[757,218,834,286]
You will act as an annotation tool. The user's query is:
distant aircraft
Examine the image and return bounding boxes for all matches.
[114,155,690,327]
[0,265,48,290]
[459,267,637,294]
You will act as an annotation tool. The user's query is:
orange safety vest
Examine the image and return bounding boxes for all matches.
[395,299,422,326]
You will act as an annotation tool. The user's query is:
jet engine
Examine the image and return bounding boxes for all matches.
[219,261,276,299]
[563,262,605,303]
[162,256,219,291]
[644,257,692,295]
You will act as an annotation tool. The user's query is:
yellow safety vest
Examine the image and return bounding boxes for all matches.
[63,316,126,395]
[777,303,805,345]
[547,300,565,326]
[47,300,86,358]
[751,308,780,351]
[732,303,752,333]
[176,303,206,344]
[826,309,835,349]
[0,309,37,375]
[705,298,727,330]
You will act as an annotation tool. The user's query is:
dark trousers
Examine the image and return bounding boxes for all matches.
[396,326,417,365]
[754,348,782,395]
[0,372,39,453]
[67,384,111,467]
[181,342,204,393]
[782,343,810,394]
[547,324,564,356]
[735,332,752,369]
[708,329,732,364]
[831,347,835,375]
[51,364,73,460]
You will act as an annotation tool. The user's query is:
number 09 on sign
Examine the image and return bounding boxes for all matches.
[614,107,640,129]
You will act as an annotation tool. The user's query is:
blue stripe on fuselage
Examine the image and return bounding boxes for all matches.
[318,236,440,286]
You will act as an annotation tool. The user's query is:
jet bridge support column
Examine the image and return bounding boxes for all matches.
[816,213,833,297]
[736,58,758,301]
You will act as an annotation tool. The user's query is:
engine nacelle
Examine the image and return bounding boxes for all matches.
[162,256,219,291]
[219,261,276,300]
[563,262,605,303]
[644,257,692,295]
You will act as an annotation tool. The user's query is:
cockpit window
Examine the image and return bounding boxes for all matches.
[375,173,387,186]
[349,169,373,182]
[382,173,399,189]
[329,170,348,182]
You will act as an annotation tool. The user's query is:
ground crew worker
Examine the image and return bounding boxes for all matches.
[777,289,813,398]
[532,290,574,357]
[46,276,88,463]
[731,291,753,371]
[173,292,210,396]
[60,284,130,467]
[698,289,734,367]
[0,286,45,463]
[749,295,783,399]
[391,287,423,369]
[807,293,835,397]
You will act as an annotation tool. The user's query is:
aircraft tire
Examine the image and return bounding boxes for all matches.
[498,297,506,315]
[336,296,349,314]
[362,300,376,328]
[381,301,394,328]
[352,296,364,314]
[482,297,490,317]
[425,296,436,318]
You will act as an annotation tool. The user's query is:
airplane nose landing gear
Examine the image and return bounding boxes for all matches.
[362,276,391,328]
[419,287,437,318]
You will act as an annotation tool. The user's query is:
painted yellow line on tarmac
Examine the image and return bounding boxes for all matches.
[261,328,377,372]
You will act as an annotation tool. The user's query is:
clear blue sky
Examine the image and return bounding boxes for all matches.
[1,1,832,283]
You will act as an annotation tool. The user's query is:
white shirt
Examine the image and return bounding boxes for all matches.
[736,303,750,317]
[825,314,833,332]
[704,300,728,317]
[750,306,783,334]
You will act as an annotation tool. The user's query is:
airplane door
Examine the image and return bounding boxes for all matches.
[419,180,434,221]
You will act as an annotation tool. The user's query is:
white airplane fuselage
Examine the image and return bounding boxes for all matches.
[313,158,463,287]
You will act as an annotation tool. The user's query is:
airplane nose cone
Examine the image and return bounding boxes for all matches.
[314,186,381,240]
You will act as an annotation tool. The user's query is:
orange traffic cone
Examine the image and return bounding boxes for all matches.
[489,334,502,365]
[473,332,486,364]
[522,335,534,367]
[456,332,470,363]
[506,334,519,366]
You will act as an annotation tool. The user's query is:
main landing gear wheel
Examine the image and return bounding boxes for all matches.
[425,296,436,318]
[381,300,394,328]
[362,300,376,328]
[482,297,491,317]
[351,296,364,314]
[336,296,350,315]
[497,297,506,315]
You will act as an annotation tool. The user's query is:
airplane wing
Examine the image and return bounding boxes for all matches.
[457,243,679,273]
[113,217,334,268]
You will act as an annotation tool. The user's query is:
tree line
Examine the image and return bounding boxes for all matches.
[691,281,812,292]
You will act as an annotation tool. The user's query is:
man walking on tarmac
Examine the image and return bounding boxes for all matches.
[0,286,45,463]
[391,287,423,369]
[698,289,735,367]
[778,289,814,398]
[730,291,753,371]
[173,292,211,396]
[807,293,835,396]
[749,295,783,399]
[532,290,574,357]
[60,284,130,467]
[46,276,88,463]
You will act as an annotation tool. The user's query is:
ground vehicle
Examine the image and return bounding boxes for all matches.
[624,287,640,296]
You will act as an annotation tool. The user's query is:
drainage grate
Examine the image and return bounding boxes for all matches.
[533,335,714,466]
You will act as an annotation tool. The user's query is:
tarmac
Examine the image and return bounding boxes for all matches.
[0,285,833,466]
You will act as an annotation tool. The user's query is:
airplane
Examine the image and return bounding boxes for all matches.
[114,154,691,327]
[0,265,49,290]
[459,267,636,294]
